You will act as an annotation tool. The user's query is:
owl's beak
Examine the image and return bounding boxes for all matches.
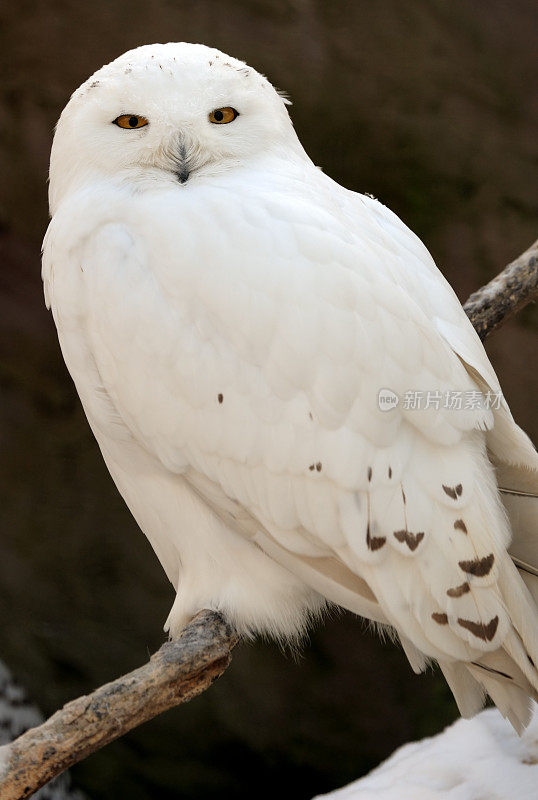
[175,141,190,184]
[177,165,190,184]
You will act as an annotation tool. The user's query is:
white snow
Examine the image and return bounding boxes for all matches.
[314,705,538,800]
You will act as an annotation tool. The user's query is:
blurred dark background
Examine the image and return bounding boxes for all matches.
[1,1,537,798]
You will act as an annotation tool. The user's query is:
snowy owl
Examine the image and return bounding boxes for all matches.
[43,43,538,731]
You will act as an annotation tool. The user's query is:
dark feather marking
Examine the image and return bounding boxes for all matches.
[367,466,372,482]
[309,464,315,471]
[447,582,470,598]
[366,523,386,551]
[393,530,425,551]
[471,661,513,680]
[217,393,223,404]
[316,462,322,472]
[432,612,448,625]
[454,519,468,533]
[500,487,538,498]
[443,484,463,499]
[388,466,392,479]
[458,553,495,577]
[458,616,499,641]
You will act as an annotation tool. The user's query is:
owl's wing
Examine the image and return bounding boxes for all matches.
[347,193,538,605]
[44,180,538,727]
[347,192,537,462]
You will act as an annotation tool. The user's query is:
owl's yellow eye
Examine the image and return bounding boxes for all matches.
[209,107,239,124]
[113,114,149,129]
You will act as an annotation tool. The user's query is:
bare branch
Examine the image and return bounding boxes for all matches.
[0,610,239,800]
[463,239,538,339]
[0,239,537,800]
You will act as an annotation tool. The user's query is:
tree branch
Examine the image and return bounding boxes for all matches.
[0,240,537,800]
[0,610,239,800]
[463,239,538,339]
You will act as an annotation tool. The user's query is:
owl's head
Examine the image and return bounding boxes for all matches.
[49,42,306,213]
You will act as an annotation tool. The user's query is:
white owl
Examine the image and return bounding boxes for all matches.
[43,43,538,731]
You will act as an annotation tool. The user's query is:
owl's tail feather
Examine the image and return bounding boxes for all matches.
[502,485,538,606]
[405,451,538,734]
[469,425,538,732]
[467,661,534,734]
[440,623,538,735]
[441,540,538,733]
[436,459,538,734]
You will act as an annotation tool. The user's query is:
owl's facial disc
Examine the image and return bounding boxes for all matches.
[49,43,308,212]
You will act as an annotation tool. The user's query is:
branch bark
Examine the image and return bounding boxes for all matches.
[0,240,537,800]
[0,610,239,800]
[463,238,538,339]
